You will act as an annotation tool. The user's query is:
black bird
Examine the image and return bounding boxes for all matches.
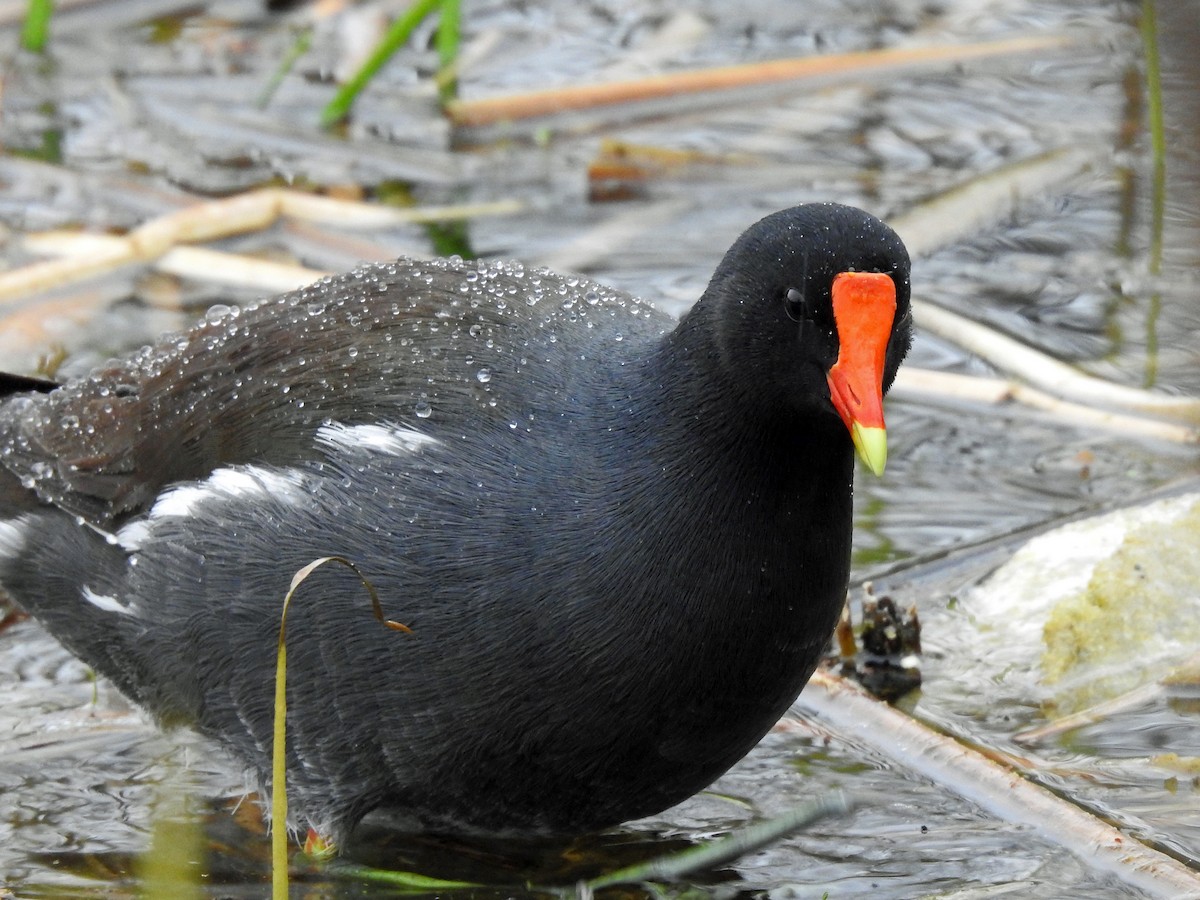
[0,203,911,842]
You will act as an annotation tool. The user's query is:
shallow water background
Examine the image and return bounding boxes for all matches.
[0,0,1197,896]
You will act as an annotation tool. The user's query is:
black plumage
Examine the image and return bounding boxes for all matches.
[0,203,911,841]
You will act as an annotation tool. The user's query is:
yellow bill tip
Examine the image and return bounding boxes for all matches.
[850,422,888,477]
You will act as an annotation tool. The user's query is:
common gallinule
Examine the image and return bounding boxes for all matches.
[0,202,911,840]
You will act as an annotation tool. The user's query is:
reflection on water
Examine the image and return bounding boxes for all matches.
[0,0,1198,895]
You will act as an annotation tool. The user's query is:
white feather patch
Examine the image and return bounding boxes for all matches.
[316,422,440,456]
[149,465,309,520]
[115,519,151,551]
[82,585,132,615]
[0,515,31,561]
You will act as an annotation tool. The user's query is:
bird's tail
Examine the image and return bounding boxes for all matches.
[0,498,146,705]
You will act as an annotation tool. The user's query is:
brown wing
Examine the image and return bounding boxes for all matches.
[0,256,632,526]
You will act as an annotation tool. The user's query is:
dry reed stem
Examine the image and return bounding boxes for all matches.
[0,191,522,304]
[1013,652,1200,745]
[892,368,1200,443]
[912,300,1200,423]
[800,671,1200,899]
[447,34,1069,127]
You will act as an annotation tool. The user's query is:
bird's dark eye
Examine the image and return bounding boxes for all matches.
[783,287,806,323]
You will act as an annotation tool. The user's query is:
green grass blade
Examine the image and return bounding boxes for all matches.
[435,0,461,104]
[141,783,205,900]
[326,860,481,889]
[259,26,314,109]
[321,0,443,128]
[1140,0,1165,388]
[586,791,855,891]
[1140,0,1165,272]
[21,0,53,52]
[271,555,409,896]
[273,610,290,898]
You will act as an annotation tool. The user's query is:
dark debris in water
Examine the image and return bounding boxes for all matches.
[830,588,923,702]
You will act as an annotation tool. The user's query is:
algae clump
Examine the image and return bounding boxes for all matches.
[1041,497,1200,712]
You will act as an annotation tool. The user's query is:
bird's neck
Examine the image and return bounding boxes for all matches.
[601,308,858,637]
[575,317,858,748]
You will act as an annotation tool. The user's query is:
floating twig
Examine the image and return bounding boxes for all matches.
[0,191,522,303]
[891,368,1199,443]
[911,299,1200,423]
[447,34,1069,128]
[892,147,1200,423]
[1014,652,1200,745]
[798,671,1200,899]
[893,147,1097,259]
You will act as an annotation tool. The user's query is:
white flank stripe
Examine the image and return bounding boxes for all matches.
[317,422,440,456]
[115,519,151,551]
[149,465,309,519]
[0,515,31,561]
[82,585,131,615]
